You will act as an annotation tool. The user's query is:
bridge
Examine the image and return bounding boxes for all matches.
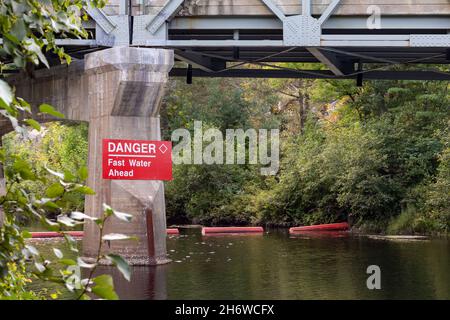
[1,0,449,265]
[36,0,450,80]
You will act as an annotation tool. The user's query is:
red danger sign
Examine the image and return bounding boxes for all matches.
[102,139,172,180]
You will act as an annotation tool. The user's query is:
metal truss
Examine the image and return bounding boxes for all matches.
[126,0,449,79]
[1,0,449,80]
[169,68,450,81]
[130,0,450,49]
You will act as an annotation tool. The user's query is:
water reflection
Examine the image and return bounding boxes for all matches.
[94,265,168,300]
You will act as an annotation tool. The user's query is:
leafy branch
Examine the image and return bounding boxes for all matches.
[0,0,133,300]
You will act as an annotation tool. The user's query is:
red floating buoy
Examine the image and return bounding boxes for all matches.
[289,222,349,233]
[202,226,264,235]
[167,228,180,235]
[30,231,84,238]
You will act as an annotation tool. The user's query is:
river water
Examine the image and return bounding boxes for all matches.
[32,228,449,300]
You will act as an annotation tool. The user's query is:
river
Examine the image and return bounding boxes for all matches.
[31,228,449,299]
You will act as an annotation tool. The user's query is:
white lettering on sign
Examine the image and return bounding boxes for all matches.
[108,142,156,154]
[128,159,152,167]
[108,169,134,177]
[107,159,152,167]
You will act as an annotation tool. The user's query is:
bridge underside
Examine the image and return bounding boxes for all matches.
[163,14,450,80]
[2,1,449,80]
[166,45,450,81]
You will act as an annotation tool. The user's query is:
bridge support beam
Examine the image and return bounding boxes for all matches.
[83,47,174,265]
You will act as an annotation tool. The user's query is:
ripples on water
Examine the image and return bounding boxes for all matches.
[32,229,450,300]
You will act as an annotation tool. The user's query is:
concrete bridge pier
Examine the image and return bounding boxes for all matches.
[82,47,174,265]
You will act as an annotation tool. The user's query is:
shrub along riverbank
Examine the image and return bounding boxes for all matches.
[163,75,449,235]
[5,75,449,235]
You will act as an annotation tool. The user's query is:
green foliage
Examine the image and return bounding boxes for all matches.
[421,124,450,233]
[162,78,278,138]
[163,78,280,225]
[91,274,118,300]
[3,122,89,217]
[0,0,105,70]
[387,206,426,235]
[167,162,262,225]
[0,262,43,300]
[0,0,131,300]
[252,80,449,231]
[163,77,449,235]
[1,150,133,299]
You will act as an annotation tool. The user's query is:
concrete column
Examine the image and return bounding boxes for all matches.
[83,47,174,265]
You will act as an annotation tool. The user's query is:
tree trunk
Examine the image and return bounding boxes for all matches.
[298,92,310,134]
